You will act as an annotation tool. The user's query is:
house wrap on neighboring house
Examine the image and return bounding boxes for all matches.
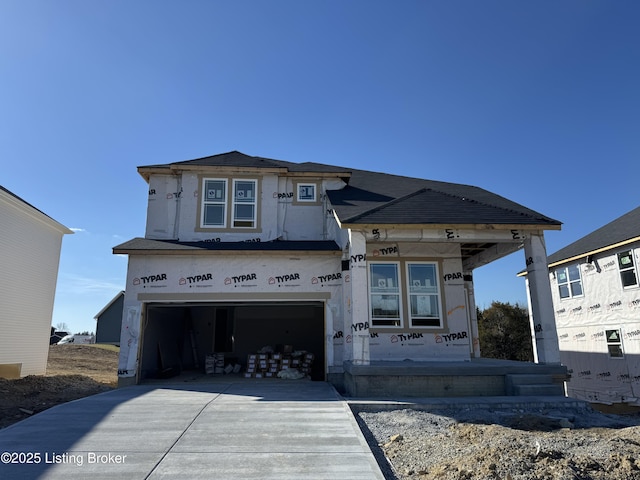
[0,186,72,378]
[542,206,640,406]
[113,151,562,388]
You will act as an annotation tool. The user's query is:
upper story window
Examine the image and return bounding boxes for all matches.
[556,264,583,299]
[233,180,257,228]
[297,183,316,202]
[369,262,401,327]
[200,177,258,229]
[202,179,227,227]
[618,250,638,288]
[406,262,442,328]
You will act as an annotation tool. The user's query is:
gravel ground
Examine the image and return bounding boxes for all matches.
[352,402,640,480]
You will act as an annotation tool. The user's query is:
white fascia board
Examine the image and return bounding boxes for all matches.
[350,226,543,244]
[547,237,640,269]
[0,189,73,235]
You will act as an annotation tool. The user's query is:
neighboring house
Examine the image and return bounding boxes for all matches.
[113,151,562,390]
[0,186,72,378]
[544,206,640,406]
[94,291,124,345]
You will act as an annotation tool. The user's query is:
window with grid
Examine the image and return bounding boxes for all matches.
[556,265,583,299]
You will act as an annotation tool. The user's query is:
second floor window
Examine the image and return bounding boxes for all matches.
[297,183,316,202]
[201,178,258,229]
[618,250,638,288]
[202,179,227,227]
[556,264,583,299]
[233,180,256,228]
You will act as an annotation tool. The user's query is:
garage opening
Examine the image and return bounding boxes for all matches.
[139,302,325,381]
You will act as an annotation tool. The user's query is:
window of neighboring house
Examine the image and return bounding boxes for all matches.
[617,250,638,288]
[297,183,316,202]
[606,329,624,358]
[369,262,402,327]
[556,264,583,299]
[202,179,227,227]
[406,262,443,328]
[232,179,257,228]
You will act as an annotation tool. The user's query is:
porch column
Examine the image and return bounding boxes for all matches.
[348,230,371,365]
[524,233,560,364]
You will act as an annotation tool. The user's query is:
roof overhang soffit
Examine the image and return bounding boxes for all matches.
[345,225,542,271]
[350,225,552,243]
[137,165,353,183]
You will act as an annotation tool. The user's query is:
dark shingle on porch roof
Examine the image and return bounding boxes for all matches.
[327,169,561,227]
[113,237,341,254]
[547,206,640,265]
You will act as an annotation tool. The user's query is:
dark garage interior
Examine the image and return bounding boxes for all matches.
[139,302,325,381]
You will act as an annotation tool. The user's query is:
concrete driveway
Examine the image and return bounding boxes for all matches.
[0,379,385,479]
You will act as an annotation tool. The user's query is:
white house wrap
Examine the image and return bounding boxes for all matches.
[114,151,562,388]
[542,206,640,406]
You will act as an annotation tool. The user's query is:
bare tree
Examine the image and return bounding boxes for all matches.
[55,322,69,332]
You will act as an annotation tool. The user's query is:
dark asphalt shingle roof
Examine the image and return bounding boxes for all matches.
[138,151,560,228]
[139,151,352,175]
[547,206,640,265]
[113,237,341,254]
[326,168,561,227]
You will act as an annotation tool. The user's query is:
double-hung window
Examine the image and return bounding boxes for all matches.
[232,180,257,228]
[202,179,227,227]
[618,250,638,288]
[406,262,442,328]
[369,263,401,327]
[556,265,583,299]
[201,178,258,229]
[606,329,624,358]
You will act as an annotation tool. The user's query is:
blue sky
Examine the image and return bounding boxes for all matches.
[2,1,639,335]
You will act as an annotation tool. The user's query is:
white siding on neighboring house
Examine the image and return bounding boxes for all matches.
[0,188,72,377]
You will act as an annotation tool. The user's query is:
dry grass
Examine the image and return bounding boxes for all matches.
[46,344,119,387]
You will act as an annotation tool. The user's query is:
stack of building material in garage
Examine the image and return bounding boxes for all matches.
[205,353,225,374]
[244,349,313,378]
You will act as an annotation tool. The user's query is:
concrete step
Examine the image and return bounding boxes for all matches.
[506,374,555,385]
[514,383,565,397]
[505,374,566,396]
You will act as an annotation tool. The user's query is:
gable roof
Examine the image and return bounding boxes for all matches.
[137,151,561,229]
[94,291,124,319]
[547,206,640,266]
[326,168,561,228]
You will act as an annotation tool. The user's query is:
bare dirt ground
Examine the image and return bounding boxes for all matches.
[0,345,118,429]
[355,406,640,480]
